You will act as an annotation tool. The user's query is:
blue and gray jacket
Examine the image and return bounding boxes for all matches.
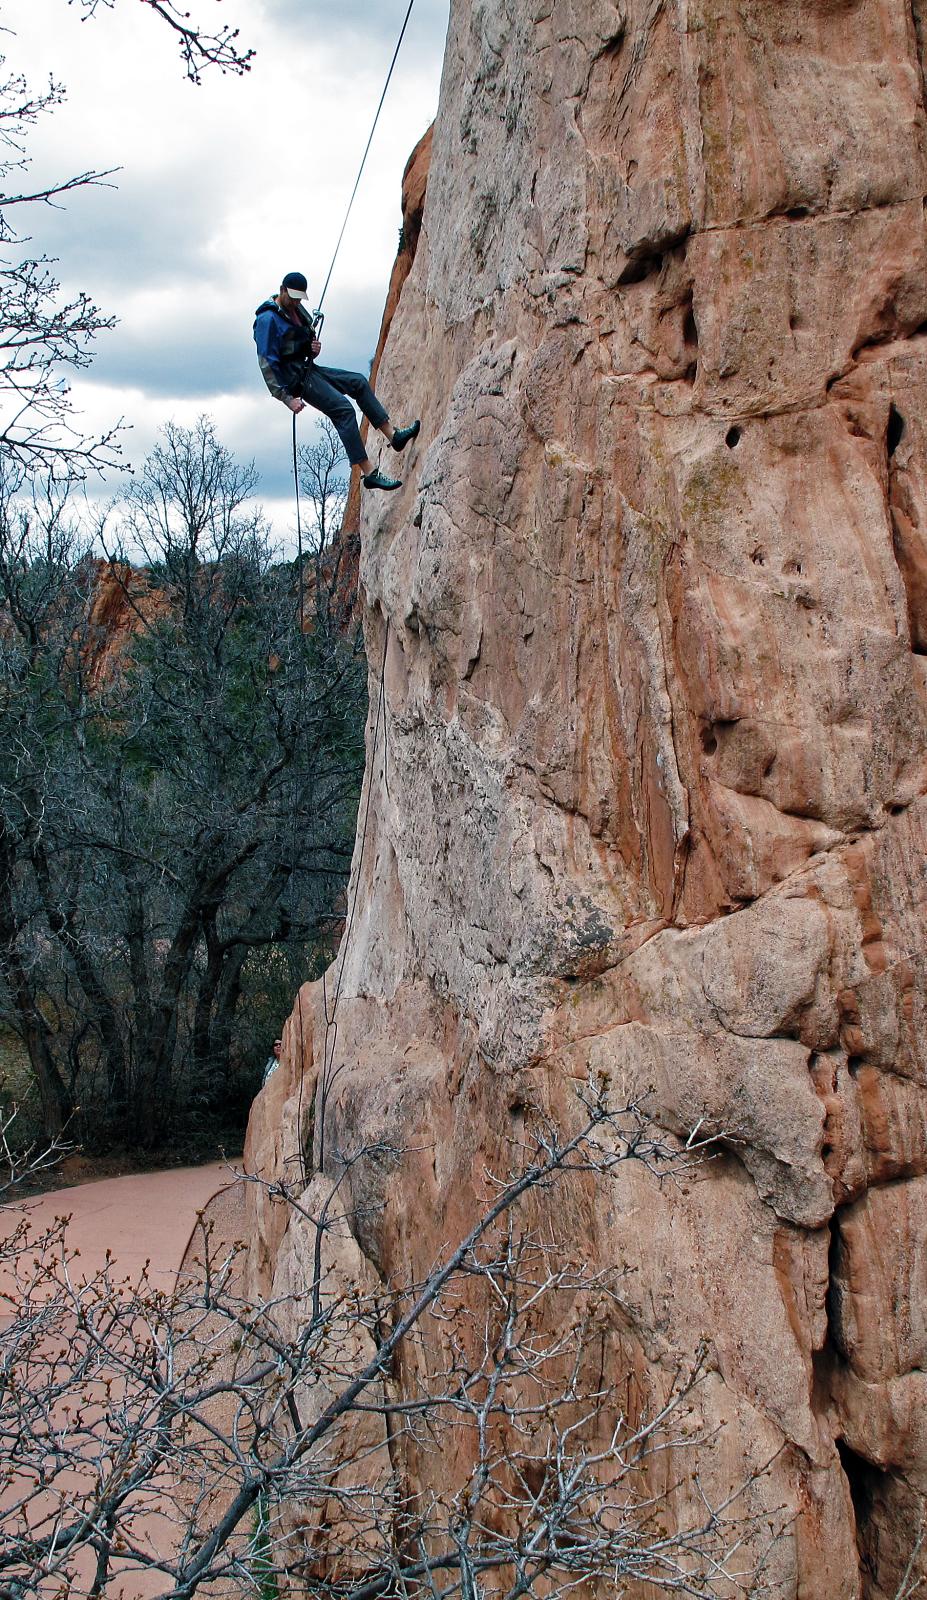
[253,297,315,404]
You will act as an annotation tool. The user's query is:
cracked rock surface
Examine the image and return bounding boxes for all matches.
[245,2,927,1592]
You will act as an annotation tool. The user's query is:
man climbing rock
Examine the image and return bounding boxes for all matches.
[253,271,420,491]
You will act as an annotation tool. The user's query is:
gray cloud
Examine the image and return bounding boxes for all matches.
[84,324,253,399]
[23,175,223,299]
[263,0,450,69]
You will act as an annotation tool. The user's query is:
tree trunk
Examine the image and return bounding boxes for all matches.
[30,835,128,1114]
[0,827,72,1138]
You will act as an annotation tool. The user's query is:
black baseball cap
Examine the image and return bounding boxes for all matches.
[281,270,309,300]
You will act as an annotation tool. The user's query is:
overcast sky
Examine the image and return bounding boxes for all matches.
[9,0,449,545]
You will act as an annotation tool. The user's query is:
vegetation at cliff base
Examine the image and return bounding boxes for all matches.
[0,419,365,1154]
[0,4,369,1158]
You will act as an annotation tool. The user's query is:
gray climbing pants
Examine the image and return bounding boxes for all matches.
[298,364,389,467]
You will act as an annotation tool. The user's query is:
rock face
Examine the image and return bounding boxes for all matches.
[246,2,927,1593]
[340,124,434,551]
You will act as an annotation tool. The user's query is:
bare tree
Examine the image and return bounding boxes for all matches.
[0,419,367,1148]
[0,1094,779,1598]
[0,0,254,484]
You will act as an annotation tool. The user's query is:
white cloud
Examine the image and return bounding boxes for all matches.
[3,0,447,544]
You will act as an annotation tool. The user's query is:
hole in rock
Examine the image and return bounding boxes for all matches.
[785,206,810,220]
[750,547,766,566]
[836,1439,882,1534]
[845,411,870,441]
[822,1143,834,1160]
[618,251,663,286]
[595,27,626,59]
[700,727,718,756]
[887,404,906,458]
[763,754,776,777]
[680,302,699,382]
[725,426,741,449]
[847,1055,865,1076]
[888,801,905,816]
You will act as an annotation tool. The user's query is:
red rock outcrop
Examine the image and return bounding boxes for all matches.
[80,560,165,689]
[246,3,927,1593]
[339,124,434,559]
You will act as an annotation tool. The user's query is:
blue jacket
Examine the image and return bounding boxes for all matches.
[253,297,315,403]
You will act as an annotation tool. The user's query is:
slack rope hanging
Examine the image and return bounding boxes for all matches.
[292,410,305,631]
[315,0,417,316]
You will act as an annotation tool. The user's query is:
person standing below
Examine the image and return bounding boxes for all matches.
[253,271,420,492]
[262,1038,282,1086]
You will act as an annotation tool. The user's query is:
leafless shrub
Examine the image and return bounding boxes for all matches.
[893,1527,926,1599]
[0,1093,781,1598]
[0,1104,73,1200]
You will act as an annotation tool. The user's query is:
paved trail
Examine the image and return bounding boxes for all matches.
[2,1160,243,1282]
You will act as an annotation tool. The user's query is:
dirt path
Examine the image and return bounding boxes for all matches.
[1,1160,244,1283]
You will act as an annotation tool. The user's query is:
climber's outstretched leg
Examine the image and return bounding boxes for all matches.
[305,365,419,488]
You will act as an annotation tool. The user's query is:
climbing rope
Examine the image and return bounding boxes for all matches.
[290,409,309,1185]
[292,411,305,631]
[288,0,414,1185]
[315,0,417,316]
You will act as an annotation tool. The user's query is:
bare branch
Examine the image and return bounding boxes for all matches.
[68,0,255,83]
[0,1099,782,1599]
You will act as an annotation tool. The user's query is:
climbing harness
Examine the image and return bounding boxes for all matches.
[289,0,415,1187]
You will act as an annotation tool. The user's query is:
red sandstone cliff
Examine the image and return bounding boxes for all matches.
[246,5,927,1593]
[339,124,433,555]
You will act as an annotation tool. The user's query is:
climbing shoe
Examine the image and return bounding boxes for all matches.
[363,468,402,492]
[391,420,420,452]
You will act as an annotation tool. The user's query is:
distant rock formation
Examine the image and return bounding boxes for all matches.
[246,3,927,1592]
[81,560,163,690]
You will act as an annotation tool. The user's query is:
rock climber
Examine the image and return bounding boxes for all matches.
[253,271,420,492]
